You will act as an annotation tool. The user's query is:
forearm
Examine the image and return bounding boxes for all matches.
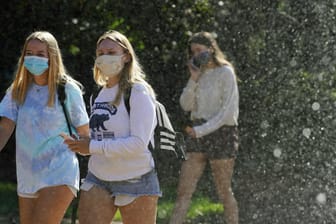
[179,79,198,111]
[0,117,15,151]
[76,123,90,138]
[89,135,148,157]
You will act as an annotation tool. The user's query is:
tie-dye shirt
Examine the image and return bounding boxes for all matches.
[0,81,89,195]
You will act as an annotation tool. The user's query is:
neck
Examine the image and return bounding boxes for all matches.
[33,73,48,86]
[106,76,120,88]
[205,59,217,69]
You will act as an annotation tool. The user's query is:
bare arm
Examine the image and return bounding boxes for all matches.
[64,123,90,156]
[76,123,90,138]
[0,117,15,151]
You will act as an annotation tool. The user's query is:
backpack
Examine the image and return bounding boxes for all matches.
[124,87,187,162]
[90,85,187,163]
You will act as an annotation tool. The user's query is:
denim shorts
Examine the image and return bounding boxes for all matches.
[81,169,162,205]
[186,119,239,159]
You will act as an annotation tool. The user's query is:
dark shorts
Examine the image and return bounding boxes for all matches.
[185,120,239,159]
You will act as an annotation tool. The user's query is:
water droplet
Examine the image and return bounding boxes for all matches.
[316,193,327,204]
[302,128,311,138]
[290,58,297,67]
[261,120,269,129]
[273,148,282,158]
[312,102,320,111]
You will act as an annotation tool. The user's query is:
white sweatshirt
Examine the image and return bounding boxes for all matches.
[180,65,239,138]
[89,83,156,181]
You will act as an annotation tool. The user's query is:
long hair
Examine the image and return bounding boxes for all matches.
[93,30,155,105]
[187,31,235,70]
[11,31,80,107]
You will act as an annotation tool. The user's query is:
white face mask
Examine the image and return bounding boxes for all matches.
[95,54,124,78]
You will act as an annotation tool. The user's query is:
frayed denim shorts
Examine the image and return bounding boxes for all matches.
[81,169,162,206]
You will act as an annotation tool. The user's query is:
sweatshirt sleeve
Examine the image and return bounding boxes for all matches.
[89,84,156,158]
[194,67,239,138]
[179,78,198,112]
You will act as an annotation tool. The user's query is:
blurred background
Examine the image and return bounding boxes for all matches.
[1,0,336,223]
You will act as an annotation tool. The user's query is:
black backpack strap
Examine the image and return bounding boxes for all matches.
[57,80,72,136]
[90,85,102,108]
[123,86,157,161]
[124,86,132,114]
[58,81,66,103]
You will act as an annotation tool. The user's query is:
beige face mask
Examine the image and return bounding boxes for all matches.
[95,54,124,78]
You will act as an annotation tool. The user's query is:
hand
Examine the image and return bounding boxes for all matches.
[184,126,196,138]
[63,136,91,156]
[187,61,201,82]
[59,132,76,140]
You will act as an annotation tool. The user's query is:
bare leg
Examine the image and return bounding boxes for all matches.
[18,197,35,224]
[19,185,74,224]
[78,185,117,224]
[210,159,238,224]
[169,152,207,224]
[119,196,158,224]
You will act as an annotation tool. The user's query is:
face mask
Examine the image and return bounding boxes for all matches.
[24,56,49,76]
[95,54,124,78]
[192,51,211,69]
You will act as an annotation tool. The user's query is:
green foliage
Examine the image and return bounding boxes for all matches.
[69,44,80,56]
[0,182,18,215]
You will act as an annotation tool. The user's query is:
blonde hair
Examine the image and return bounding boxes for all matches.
[93,30,155,105]
[11,31,81,107]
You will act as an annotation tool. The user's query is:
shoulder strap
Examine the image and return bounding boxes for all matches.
[123,86,156,152]
[58,81,66,103]
[90,85,102,108]
[57,80,72,136]
[124,86,132,114]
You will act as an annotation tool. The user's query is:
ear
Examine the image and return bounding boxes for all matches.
[123,53,131,63]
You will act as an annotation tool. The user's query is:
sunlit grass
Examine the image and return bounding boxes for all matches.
[157,196,223,222]
[187,197,223,218]
[113,210,122,221]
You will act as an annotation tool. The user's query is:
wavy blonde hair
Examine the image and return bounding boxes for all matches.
[11,31,81,107]
[93,30,155,105]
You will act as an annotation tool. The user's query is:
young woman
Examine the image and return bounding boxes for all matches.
[64,30,161,224]
[0,31,89,224]
[169,31,239,224]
